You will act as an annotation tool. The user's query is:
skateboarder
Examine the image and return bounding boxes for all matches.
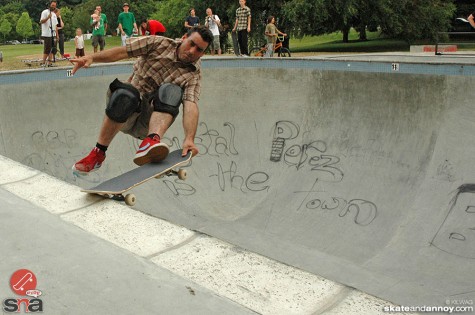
[70,26,213,174]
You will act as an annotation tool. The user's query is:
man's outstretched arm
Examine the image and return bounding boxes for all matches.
[70,46,129,74]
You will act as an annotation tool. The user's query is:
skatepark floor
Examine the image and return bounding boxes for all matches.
[0,156,397,314]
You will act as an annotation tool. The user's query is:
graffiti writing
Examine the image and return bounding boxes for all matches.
[195,122,238,157]
[210,161,270,193]
[296,179,377,226]
[270,121,343,182]
[31,129,78,150]
[431,184,475,259]
[22,129,79,181]
[163,178,196,196]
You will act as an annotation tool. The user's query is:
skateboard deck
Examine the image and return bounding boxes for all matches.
[232,31,240,56]
[81,149,192,205]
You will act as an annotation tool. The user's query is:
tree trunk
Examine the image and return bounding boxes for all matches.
[342,26,350,43]
[358,26,367,41]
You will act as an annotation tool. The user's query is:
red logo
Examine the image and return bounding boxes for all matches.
[9,269,37,296]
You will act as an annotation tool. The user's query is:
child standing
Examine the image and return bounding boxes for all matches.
[75,28,85,58]
[264,16,286,57]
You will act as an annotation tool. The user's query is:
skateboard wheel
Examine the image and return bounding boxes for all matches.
[177,169,187,180]
[125,194,136,206]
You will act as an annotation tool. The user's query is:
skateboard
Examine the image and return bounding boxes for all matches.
[22,59,42,67]
[22,56,70,68]
[231,31,240,56]
[81,149,192,206]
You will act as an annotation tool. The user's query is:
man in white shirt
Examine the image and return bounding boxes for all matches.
[205,8,221,55]
[39,1,58,66]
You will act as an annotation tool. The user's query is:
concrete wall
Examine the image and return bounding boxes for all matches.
[1,59,475,307]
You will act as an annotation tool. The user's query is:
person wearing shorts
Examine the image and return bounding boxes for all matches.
[204,8,222,55]
[39,1,58,66]
[70,26,213,174]
[91,5,108,53]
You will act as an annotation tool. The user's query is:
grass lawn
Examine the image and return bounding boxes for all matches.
[290,29,409,53]
[0,36,124,71]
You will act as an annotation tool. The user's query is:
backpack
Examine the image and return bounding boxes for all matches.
[216,16,224,32]
[208,15,224,32]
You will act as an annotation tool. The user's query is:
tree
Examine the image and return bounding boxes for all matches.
[0,18,11,42]
[380,0,456,42]
[16,12,33,41]
[283,0,457,43]
[152,0,192,40]
[60,7,75,39]
[152,0,288,46]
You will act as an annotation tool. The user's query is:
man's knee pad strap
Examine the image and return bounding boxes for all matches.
[105,79,141,123]
[106,88,140,123]
[152,83,183,118]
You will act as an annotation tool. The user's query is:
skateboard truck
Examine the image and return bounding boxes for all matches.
[111,193,137,206]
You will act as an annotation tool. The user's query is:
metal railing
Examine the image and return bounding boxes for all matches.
[435,31,475,55]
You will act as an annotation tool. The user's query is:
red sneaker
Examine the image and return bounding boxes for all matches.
[133,135,169,166]
[72,147,106,174]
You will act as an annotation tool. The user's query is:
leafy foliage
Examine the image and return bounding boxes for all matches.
[0,18,11,41]
[0,0,463,44]
[16,12,33,40]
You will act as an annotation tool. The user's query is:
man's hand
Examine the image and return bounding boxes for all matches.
[69,55,93,75]
[69,47,128,75]
[182,138,199,157]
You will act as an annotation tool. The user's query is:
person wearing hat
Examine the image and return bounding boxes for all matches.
[70,26,214,174]
[118,3,137,46]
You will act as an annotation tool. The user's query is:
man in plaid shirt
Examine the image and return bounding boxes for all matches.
[233,0,251,56]
[70,26,213,174]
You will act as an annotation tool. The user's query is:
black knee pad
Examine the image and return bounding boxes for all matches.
[105,79,141,123]
[152,83,184,118]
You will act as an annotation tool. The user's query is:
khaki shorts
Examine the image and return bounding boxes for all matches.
[92,35,105,50]
[104,87,153,140]
[120,94,154,140]
[210,35,220,51]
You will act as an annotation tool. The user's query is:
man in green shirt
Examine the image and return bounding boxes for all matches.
[91,5,108,53]
[118,3,137,46]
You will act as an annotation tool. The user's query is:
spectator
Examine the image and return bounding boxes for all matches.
[219,22,231,53]
[264,16,286,57]
[232,0,251,56]
[55,8,65,58]
[39,1,58,66]
[139,19,166,36]
[91,5,108,52]
[75,28,85,58]
[205,8,222,56]
[185,8,200,30]
[118,3,137,46]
